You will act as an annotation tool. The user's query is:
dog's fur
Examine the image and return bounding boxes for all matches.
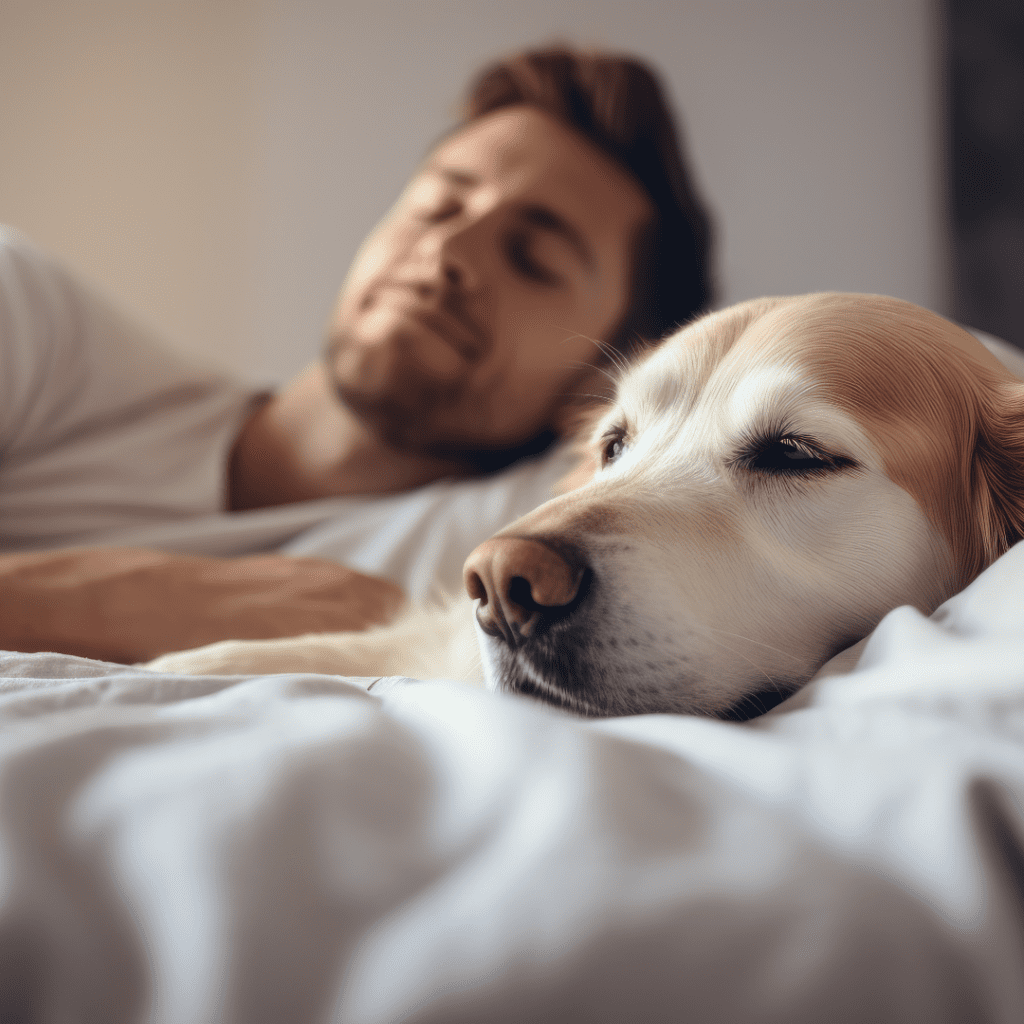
[148,294,1024,718]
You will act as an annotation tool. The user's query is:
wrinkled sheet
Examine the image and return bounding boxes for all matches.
[1,544,1023,1022]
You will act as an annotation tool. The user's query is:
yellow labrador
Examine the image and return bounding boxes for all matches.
[148,294,1024,718]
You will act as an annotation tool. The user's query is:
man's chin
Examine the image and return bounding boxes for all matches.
[357,403,555,474]
[323,330,556,471]
[331,378,447,452]
[330,378,555,473]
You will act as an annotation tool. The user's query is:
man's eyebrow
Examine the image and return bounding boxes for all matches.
[520,205,595,271]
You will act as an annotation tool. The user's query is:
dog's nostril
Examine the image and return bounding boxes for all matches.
[507,575,540,612]
[506,566,593,639]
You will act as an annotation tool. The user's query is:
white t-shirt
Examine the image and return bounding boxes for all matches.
[0,226,577,598]
[0,225,261,548]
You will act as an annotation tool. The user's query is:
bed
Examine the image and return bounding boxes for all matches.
[0,534,1022,1022]
[2,331,1023,1022]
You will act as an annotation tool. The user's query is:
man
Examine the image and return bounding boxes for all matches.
[0,46,713,663]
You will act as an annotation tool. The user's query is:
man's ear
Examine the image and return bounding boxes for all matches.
[971,380,1024,570]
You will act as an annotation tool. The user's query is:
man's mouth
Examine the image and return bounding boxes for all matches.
[370,287,486,361]
[408,306,485,361]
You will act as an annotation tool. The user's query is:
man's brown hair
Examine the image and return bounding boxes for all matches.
[462,45,715,351]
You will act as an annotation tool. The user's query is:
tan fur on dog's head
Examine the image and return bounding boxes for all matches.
[471,292,1024,718]
[764,293,1024,590]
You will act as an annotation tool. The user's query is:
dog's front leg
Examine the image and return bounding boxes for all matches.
[143,596,483,683]
[143,634,370,676]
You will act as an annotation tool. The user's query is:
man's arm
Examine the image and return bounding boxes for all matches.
[0,548,405,664]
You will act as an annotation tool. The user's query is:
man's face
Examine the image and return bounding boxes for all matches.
[325,105,653,457]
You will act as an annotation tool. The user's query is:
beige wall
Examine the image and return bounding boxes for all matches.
[0,0,945,384]
[0,0,263,372]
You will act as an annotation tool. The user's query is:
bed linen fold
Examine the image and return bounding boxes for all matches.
[0,544,1022,1022]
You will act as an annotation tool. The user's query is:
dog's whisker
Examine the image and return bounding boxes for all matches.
[696,630,784,690]
[563,361,621,388]
[555,330,635,376]
[565,391,615,403]
[596,341,637,377]
[700,626,807,668]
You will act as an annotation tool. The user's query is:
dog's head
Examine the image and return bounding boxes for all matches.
[463,293,1024,718]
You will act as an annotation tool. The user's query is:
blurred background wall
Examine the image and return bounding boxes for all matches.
[0,0,951,384]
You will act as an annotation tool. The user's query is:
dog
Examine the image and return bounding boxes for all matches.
[147,293,1024,718]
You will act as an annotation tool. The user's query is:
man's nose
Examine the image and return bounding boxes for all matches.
[463,537,590,645]
[406,218,483,295]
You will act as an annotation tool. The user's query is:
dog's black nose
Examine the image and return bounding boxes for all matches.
[463,537,590,645]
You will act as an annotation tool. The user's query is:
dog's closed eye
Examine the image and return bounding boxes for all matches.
[738,434,858,477]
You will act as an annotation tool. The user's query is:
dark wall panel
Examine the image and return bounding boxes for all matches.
[947,0,1024,350]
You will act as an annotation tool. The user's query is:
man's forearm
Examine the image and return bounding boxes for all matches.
[0,548,405,664]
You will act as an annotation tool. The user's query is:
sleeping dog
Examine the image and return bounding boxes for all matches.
[148,293,1024,717]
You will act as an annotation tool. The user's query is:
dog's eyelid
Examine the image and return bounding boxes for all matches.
[736,432,859,476]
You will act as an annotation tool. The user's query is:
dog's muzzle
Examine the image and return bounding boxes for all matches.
[463,537,591,647]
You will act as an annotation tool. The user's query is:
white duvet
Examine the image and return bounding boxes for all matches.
[0,542,1022,1022]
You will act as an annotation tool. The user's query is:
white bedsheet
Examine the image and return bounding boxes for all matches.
[0,544,1022,1022]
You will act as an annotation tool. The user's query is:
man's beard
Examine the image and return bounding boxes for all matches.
[324,328,557,474]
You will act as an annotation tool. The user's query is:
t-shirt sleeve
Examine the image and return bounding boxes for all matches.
[0,226,264,549]
[0,226,77,457]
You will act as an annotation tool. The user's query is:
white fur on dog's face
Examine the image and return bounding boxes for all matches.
[476,293,1023,717]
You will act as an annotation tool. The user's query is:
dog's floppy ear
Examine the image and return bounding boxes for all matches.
[970,379,1024,570]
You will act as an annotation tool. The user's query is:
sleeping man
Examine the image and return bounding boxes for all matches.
[0,45,713,664]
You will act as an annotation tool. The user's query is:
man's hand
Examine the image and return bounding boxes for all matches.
[0,548,405,664]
